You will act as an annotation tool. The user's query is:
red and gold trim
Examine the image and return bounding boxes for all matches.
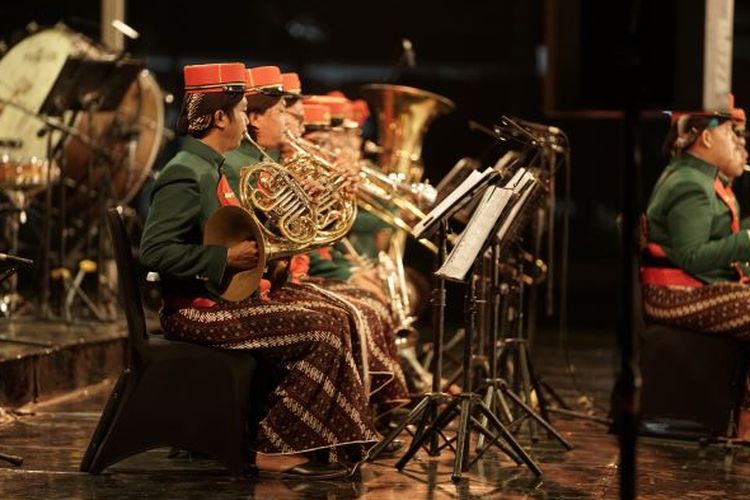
[246,66,284,96]
[302,103,331,128]
[282,72,302,95]
[184,63,246,94]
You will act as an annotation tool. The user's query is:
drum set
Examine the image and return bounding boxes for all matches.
[0,23,167,320]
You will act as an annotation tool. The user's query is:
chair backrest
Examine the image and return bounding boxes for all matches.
[106,207,148,366]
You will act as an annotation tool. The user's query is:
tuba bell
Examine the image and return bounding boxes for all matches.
[360,83,455,183]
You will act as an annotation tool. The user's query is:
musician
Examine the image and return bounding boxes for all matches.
[139,62,379,477]
[642,103,750,436]
[223,67,409,433]
[297,102,411,416]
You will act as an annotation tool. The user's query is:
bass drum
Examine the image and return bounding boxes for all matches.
[63,69,165,206]
[0,25,103,194]
[0,24,165,211]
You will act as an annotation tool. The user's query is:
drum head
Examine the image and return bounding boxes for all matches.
[0,28,84,192]
[64,70,165,204]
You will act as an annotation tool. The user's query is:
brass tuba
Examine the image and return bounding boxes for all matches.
[203,132,355,301]
[360,83,455,183]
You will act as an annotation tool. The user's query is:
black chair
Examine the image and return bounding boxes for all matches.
[80,208,259,476]
[634,277,748,441]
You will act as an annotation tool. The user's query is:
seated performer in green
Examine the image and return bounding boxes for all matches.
[642,103,750,436]
[223,66,410,427]
[139,62,379,478]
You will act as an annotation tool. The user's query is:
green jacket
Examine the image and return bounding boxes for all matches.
[140,136,228,300]
[646,153,750,283]
[308,246,353,281]
[348,211,392,259]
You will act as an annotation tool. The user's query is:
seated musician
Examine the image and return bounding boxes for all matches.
[222,66,409,442]
[641,101,750,437]
[294,101,411,417]
[139,62,380,478]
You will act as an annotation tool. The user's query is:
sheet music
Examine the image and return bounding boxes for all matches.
[434,167,536,282]
[435,184,516,282]
[496,170,538,243]
[412,167,496,239]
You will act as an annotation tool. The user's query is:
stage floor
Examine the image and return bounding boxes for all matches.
[1,328,749,499]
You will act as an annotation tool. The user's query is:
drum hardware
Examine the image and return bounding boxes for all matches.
[0,26,162,321]
[0,259,28,466]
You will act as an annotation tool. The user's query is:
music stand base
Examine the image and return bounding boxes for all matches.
[367,391,453,461]
[476,378,573,452]
[394,392,543,482]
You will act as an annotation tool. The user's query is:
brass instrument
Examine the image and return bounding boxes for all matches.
[286,129,445,252]
[203,132,355,301]
[281,130,357,240]
[360,84,455,183]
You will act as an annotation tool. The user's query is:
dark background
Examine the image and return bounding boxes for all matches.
[2,0,750,334]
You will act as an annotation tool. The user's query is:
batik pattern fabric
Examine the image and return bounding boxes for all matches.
[300,277,410,413]
[643,282,750,338]
[160,282,380,463]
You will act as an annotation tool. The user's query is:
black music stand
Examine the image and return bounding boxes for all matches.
[367,167,499,463]
[0,253,32,466]
[36,56,142,321]
[472,171,573,452]
[39,57,143,115]
[397,169,545,482]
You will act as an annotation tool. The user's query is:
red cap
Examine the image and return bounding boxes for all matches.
[302,104,331,127]
[304,95,349,118]
[351,99,370,125]
[246,66,284,95]
[728,93,746,124]
[183,63,246,94]
[669,93,742,125]
[281,72,302,95]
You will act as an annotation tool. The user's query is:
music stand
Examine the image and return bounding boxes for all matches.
[367,166,500,462]
[39,57,144,115]
[396,169,547,482]
[0,253,31,467]
[36,56,142,321]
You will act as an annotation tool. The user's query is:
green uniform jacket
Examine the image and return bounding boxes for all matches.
[308,246,353,281]
[646,153,750,283]
[349,211,392,259]
[140,136,228,300]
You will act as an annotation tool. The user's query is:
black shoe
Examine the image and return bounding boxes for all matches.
[374,439,406,459]
[249,460,351,480]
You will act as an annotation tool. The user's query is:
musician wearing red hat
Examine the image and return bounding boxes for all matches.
[140,63,378,478]
[286,97,411,422]
[642,100,750,437]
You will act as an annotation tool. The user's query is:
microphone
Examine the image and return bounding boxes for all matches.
[402,38,416,68]
[0,253,34,266]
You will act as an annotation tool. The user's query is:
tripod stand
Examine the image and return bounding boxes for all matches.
[367,220,455,460]
[396,259,542,482]
[475,243,573,451]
